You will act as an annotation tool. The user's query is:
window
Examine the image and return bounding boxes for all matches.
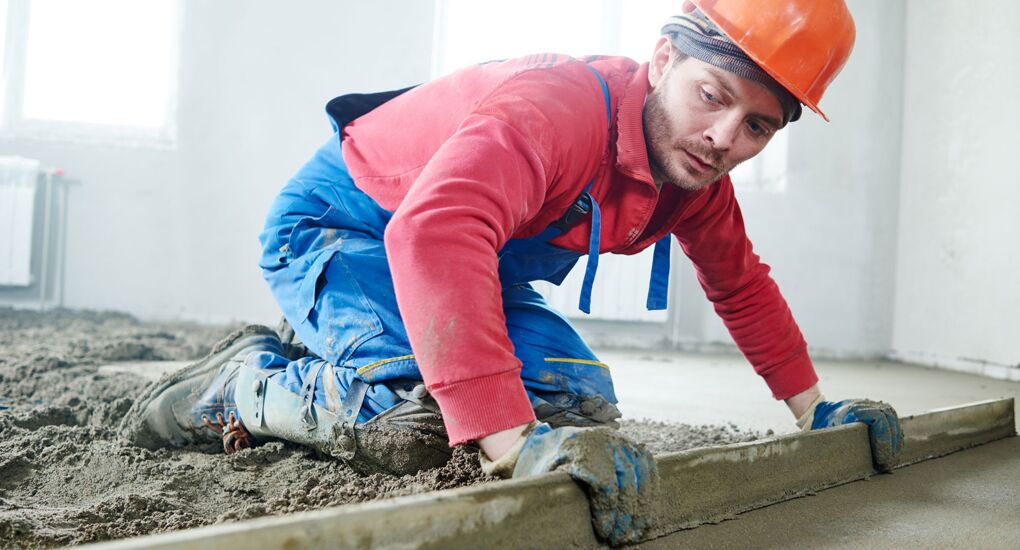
[433,0,677,78]
[433,0,788,193]
[433,1,790,321]
[730,130,788,193]
[0,0,180,148]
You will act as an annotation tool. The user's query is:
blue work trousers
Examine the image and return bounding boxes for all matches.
[256,136,618,426]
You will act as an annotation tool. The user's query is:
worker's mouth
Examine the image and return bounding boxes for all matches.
[683,149,714,173]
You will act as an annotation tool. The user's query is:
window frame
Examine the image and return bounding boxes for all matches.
[730,129,789,193]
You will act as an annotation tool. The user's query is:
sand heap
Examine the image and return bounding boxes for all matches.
[0,307,763,548]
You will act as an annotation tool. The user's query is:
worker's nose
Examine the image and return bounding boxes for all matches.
[702,112,741,152]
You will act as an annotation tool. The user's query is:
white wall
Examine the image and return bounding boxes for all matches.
[0,0,435,323]
[892,0,1020,373]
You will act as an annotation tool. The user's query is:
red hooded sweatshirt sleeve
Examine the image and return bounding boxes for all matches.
[672,178,817,400]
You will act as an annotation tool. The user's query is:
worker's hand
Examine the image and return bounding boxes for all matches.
[799,397,903,471]
[482,422,659,546]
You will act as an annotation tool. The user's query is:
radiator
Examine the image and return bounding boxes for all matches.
[0,157,41,286]
[534,245,670,322]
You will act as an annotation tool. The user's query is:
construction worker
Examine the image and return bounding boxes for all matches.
[123,1,903,545]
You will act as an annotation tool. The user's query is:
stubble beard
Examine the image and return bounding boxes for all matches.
[642,87,725,191]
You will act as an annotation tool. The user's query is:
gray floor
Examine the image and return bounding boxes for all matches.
[605,350,1020,549]
[605,350,1020,434]
[641,435,1020,549]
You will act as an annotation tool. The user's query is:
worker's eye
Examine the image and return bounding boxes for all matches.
[700,87,720,104]
[747,119,771,137]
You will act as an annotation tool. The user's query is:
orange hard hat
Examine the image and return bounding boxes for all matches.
[687,0,856,121]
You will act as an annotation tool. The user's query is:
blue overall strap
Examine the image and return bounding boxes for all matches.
[577,62,611,314]
[578,187,601,314]
[586,60,670,312]
[646,235,671,310]
[584,64,611,122]
[336,377,370,461]
[299,360,328,430]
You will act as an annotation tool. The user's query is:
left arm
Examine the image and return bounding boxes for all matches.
[672,176,818,401]
[674,179,902,469]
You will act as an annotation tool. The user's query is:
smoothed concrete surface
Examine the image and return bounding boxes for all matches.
[606,350,1020,434]
[642,435,1020,549]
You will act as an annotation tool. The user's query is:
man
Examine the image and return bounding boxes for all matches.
[123,0,902,545]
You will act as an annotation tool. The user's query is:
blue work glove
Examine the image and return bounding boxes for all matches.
[806,398,904,471]
[511,423,659,546]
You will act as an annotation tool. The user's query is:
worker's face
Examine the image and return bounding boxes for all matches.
[643,38,784,191]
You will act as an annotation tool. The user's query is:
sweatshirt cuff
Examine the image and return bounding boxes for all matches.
[428,369,537,446]
[760,349,819,400]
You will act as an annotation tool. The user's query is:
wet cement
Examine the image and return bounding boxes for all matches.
[0,307,765,548]
[640,435,1020,549]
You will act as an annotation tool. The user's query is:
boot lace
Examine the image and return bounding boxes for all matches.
[202,411,255,454]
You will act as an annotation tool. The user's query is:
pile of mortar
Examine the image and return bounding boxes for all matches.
[0,307,766,548]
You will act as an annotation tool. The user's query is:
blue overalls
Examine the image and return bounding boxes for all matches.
[252,66,672,430]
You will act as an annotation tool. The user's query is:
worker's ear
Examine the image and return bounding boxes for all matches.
[648,36,673,89]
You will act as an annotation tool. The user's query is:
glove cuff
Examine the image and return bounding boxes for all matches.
[479,420,540,478]
[795,393,826,431]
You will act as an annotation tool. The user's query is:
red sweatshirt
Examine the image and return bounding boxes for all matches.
[342,54,817,445]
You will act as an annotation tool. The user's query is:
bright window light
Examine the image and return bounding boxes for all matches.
[730,130,789,193]
[435,1,792,321]
[435,0,604,77]
[617,0,676,62]
[435,0,678,76]
[22,0,177,128]
[435,0,788,193]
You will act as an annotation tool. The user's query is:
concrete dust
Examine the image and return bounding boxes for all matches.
[0,307,766,548]
[619,418,770,455]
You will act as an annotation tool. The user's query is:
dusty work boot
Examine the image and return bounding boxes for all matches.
[120,324,284,452]
[234,362,454,476]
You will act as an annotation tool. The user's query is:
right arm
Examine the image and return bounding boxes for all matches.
[383,70,608,447]
[384,113,550,446]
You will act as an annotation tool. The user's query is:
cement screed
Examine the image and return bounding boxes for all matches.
[0,307,766,548]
